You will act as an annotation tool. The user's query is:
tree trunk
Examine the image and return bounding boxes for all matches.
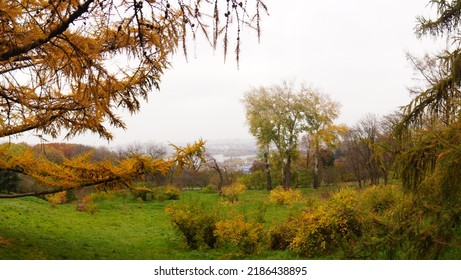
[313,150,319,189]
[284,154,292,189]
[215,164,224,194]
[265,163,272,191]
[263,152,272,191]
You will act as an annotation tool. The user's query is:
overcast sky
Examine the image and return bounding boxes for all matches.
[17,0,443,147]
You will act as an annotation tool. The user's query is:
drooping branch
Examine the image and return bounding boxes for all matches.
[0,0,95,61]
[0,140,206,199]
[0,176,122,199]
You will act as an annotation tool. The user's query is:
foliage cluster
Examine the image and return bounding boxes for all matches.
[221,182,246,203]
[239,170,267,190]
[267,186,406,258]
[0,170,20,194]
[288,188,362,257]
[0,139,206,200]
[76,195,98,215]
[164,199,221,249]
[202,184,218,194]
[45,191,68,208]
[165,195,266,254]
[267,216,300,251]
[133,185,181,202]
[215,215,265,254]
[268,186,302,206]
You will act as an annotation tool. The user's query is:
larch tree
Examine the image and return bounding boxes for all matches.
[0,0,267,198]
[394,0,461,258]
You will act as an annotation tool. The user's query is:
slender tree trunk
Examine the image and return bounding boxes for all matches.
[383,171,388,185]
[264,152,272,191]
[214,163,224,194]
[284,154,292,189]
[313,151,319,189]
[355,166,362,188]
[266,163,272,191]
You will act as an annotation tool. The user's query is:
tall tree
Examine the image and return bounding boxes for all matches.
[301,92,343,189]
[393,0,461,258]
[0,0,266,198]
[243,81,340,189]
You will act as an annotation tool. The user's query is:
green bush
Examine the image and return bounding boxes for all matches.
[360,185,402,215]
[153,185,181,201]
[356,185,403,259]
[239,170,267,190]
[202,184,218,193]
[133,185,181,201]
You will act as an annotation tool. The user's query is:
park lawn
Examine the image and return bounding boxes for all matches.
[0,188,329,260]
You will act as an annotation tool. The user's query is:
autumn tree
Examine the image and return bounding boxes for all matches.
[393,0,461,258]
[337,113,400,187]
[352,114,383,185]
[299,92,343,189]
[0,0,267,198]
[339,129,365,187]
[243,81,340,189]
[204,153,224,192]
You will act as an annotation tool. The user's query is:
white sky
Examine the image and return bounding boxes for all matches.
[16,0,443,147]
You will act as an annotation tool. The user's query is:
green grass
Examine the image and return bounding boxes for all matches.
[3,185,460,260]
[0,188,329,260]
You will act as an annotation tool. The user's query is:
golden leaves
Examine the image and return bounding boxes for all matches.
[0,140,206,198]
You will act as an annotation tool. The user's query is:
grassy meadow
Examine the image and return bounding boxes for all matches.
[3,185,461,260]
[0,188,330,260]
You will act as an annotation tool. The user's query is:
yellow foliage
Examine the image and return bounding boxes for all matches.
[165,200,220,249]
[289,188,363,257]
[221,182,246,203]
[0,141,205,198]
[269,186,302,206]
[0,1,265,198]
[290,205,336,257]
[45,191,67,208]
[268,216,300,250]
[1,0,265,142]
[215,215,265,254]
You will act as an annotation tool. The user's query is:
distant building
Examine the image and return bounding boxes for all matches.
[242,166,251,174]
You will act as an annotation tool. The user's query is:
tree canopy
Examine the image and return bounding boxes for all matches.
[243,81,341,189]
[0,0,267,140]
[0,0,267,198]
